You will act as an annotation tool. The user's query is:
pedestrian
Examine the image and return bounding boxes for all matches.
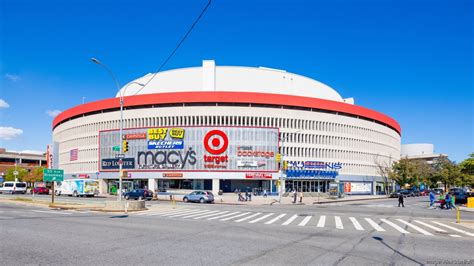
[245,191,249,201]
[398,193,405,207]
[293,189,297,204]
[263,189,267,198]
[299,191,303,203]
[450,194,456,209]
[445,193,451,210]
[429,191,435,208]
[248,190,252,201]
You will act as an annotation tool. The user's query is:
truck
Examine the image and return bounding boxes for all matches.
[55,179,99,197]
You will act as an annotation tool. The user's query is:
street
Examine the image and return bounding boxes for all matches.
[1,196,473,265]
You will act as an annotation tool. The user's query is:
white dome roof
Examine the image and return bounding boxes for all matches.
[117,60,344,102]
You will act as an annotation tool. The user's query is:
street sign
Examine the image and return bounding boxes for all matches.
[43,169,64,182]
[112,146,120,151]
[115,154,125,159]
[13,170,19,176]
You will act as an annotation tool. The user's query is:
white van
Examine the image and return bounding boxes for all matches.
[0,182,27,194]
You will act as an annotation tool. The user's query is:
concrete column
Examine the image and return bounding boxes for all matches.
[148,178,157,192]
[99,179,108,195]
[280,180,286,195]
[373,181,377,195]
[212,179,220,195]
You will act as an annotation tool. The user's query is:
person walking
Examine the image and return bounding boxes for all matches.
[292,189,297,204]
[398,193,405,207]
[445,193,451,210]
[299,191,304,203]
[429,191,435,208]
[263,189,267,198]
[450,194,456,209]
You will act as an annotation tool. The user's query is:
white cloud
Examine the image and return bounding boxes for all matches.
[46,110,62,117]
[5,73,20,82]
[0,99,9,108]
[0,127,23,140]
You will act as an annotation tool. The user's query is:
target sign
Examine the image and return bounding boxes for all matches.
[203,130,229,155]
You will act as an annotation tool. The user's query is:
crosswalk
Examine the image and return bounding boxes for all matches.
[132,207,474,239]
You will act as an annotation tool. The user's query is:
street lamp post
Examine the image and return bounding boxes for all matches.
[91,58,144,202]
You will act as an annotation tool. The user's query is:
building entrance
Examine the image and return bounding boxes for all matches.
[285,180,330,193]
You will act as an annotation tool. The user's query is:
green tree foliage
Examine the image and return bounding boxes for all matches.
[4,168,29,182]
[432,156,462,189]
[390,158,416,187]
[23,167,45,184]
[459,153,474,187]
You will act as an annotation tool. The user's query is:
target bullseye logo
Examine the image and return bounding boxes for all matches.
[204,130,229,155]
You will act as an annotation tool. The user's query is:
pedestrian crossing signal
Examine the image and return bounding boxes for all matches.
[123,140,129,153]
[276,153,281,162]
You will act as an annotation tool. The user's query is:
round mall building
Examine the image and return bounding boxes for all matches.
[52,60,401,196]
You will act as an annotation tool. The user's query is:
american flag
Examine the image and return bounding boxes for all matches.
[70,148,78,161]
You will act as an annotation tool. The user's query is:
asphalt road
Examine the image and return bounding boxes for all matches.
[1,196,473,265]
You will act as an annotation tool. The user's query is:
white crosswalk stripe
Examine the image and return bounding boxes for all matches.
[220,212,251,221]
[182,210,216,219]
[162,209,199,217]
[365,218,385,232]
[349,217,364,231]
[413,220,447,233]
[381,219,410,234]
[298,216,312,226]
[249,213,274,224]
[265,214,287,225]
[335,216,343,229]
[167,209,206,218]
[282,214,298,226]
[208,211,241,220]
[141,209,185,216]
[235,213,262,223]
[316,215,326,228]
[449,235,461,238]
[432,221,474,237]
[193,211,228,220]
[397,219,433,236]
[31,210,72,215]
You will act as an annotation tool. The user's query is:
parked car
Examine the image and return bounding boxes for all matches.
[183,191,215,203]
[407,188,420,197]
[390,190,411,198]
[452,191,469,204]
[0,181,27,194]
[420,190,430,196]
[432,188,444,195]
[124,189,153,200]
[31,187,50,195]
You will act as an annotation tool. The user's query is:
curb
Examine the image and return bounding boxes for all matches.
[313,196,391,204]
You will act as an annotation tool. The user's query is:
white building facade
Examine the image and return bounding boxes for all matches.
[52,61,401,195]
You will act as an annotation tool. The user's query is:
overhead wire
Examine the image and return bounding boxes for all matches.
[131,0,213,96]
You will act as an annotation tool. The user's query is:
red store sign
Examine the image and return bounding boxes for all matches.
[245,173,272,179]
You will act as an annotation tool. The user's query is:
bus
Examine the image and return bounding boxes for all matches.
[55,179,99,197]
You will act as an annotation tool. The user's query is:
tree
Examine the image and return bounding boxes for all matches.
[459,153,474,187]
[390,158,416,187]
[4,167,29,182]
[432,156,462,189]
[23,167,45,185]
[412,159,434,188]
[374,154,394,194]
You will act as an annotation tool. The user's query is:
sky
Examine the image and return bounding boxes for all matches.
[0,0,472,162]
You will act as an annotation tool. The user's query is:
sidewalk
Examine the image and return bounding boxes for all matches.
[154,193,390,206]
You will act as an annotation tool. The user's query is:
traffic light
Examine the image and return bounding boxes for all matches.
[276,153,281,162]
[283,161,288,170]
[276,180,280,187]
[123,140,129,153]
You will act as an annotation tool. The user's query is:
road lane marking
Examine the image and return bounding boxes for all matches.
[161,209,199,217]
[220,212,251,221]
[335,216,343,229]
[141,209,187,216]
[432,221,474,237]
[31,210,72,215]
[235,213,262,223]
[265,214,287,225]
[381,219,410,234]
[181,210,216,219]
[193,211,228,219]
[298,216,312,226]
[316,215,326,228]
[249,213,274,224]
[167,209,206,218]
[413,220,446,233]
[396,219,433,236]
[364,218,385,232]
[208,211,241,220]
[281,214,298,226]
[349,217,364,231]
[449,234,461,238]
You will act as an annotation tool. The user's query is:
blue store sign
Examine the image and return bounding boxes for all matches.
[285,169,338,179]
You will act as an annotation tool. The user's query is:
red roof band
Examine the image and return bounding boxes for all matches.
[52,91,401,135]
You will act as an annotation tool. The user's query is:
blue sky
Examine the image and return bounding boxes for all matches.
[0,0,472,162]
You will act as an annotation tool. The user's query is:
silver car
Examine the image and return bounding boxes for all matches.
[183,191,214,203]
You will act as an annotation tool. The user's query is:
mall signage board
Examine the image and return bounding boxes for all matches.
[99,126,279,172]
